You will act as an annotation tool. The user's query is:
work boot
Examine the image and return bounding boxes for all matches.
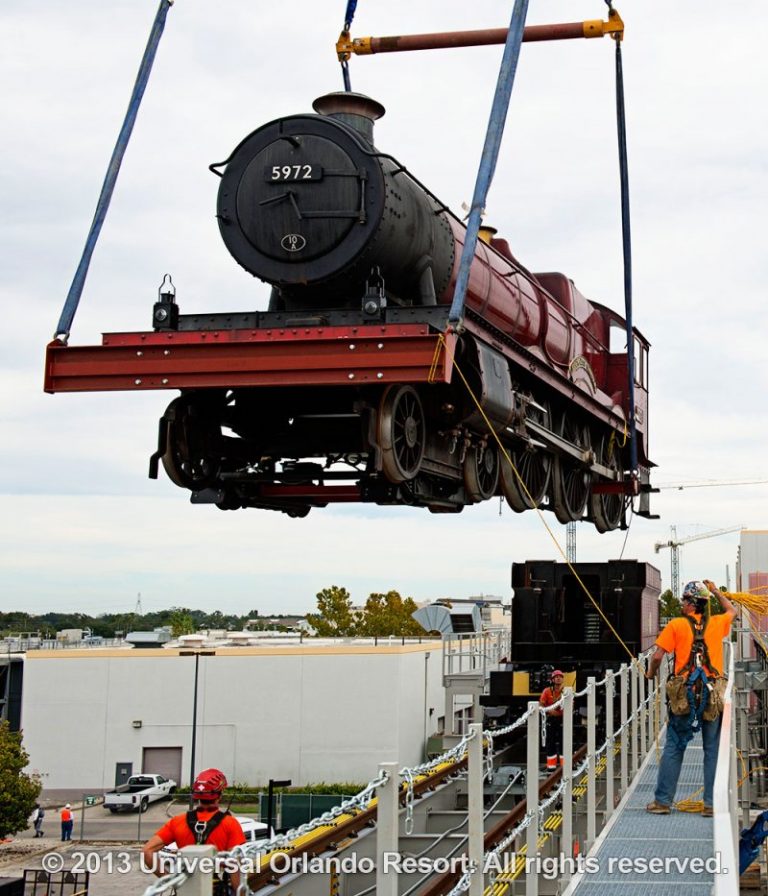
[645,800,671,815]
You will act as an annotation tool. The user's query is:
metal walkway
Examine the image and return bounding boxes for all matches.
[565,728,720,896]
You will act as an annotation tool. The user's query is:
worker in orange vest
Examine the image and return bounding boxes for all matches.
[539,670,565,769]
[60,804,73,841]
[143,769,246,893]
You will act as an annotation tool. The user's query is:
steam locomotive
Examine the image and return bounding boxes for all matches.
[45,93,654,527]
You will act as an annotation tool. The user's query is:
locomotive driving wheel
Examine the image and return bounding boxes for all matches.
[161,395,221,490]
[590,434,624,533]
[377,385,426,483]
[551,415,592,524]
[463,442,499,503]
[500,401,551,512]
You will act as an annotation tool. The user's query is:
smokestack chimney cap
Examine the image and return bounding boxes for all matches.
[313,92,385,121]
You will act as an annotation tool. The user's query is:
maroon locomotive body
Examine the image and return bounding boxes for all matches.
[45,93,653,527]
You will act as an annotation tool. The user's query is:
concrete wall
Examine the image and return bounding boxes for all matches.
[21,642,444,790]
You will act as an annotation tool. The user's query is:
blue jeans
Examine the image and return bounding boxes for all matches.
[655,711,722,808]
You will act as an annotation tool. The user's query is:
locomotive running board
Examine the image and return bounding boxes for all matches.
[44,325,457,392]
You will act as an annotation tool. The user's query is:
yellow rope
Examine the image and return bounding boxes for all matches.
[675,792,705,813]
[712,588,768,656]
[427,332,447,384]
[445,341,636,663]
[726,590,768,615]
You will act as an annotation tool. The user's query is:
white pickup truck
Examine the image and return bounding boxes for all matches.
[104,774,177,813]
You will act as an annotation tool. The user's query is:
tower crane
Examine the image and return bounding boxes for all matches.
[654,525,743,598]
[563,478,761,565]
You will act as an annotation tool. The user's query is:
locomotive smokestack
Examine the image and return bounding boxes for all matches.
[312,92,385,143]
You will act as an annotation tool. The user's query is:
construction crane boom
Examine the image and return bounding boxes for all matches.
[654,525,743,597]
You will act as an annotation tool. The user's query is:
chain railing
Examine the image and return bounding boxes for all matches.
[142,651,663,896]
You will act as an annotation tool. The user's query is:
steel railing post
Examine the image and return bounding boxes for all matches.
[526,702,539,896]
[468,723,484,896]
[177,845,214,896]
[646,655,656,748]
[619,664,628,797]
[376,762,399,896]
[630,662,639,778]
[586,677,596,850]
[605,671,614,822]
[561,687,574,887]
[638,663,647,761]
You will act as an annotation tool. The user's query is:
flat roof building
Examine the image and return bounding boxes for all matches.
[21,639,449,794]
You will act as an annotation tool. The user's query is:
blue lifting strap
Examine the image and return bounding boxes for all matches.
[340,1,358,91]
[55,0,175,343]
[612,30,638,474]
[344,0,358,28]
[448,0,529,326]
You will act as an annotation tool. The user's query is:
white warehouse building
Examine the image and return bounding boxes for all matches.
[21,639,472,792]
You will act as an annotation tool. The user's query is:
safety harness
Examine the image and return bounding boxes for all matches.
[185,809,232,896]
[680,614,719,731]
[185,809,229,845]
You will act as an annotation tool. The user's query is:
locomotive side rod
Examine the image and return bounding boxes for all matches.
[337,12,623,60]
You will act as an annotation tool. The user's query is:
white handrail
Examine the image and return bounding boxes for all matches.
[713,639,738,894]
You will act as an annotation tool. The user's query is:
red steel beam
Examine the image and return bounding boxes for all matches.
[44,326,456,394]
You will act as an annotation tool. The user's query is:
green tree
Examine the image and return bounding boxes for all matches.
[306,586,358,636]
[659,588,680,620]
[168,608,196,637]
[358,590,424,637]
[0,722,42,839]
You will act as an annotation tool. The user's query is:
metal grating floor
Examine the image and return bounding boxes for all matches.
[569,728,719,896]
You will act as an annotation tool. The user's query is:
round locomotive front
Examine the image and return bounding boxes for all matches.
[216,93,454,308]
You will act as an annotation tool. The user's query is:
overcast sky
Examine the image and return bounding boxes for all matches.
[2,1,766,617]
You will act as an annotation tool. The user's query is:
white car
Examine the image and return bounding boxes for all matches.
[104,774,177,813]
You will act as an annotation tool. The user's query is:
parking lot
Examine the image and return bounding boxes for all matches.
[0,800,247,896]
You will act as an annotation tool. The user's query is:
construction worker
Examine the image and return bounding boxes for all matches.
[539,670,565,770]
[142,768,246,893]
[644,579,736,817]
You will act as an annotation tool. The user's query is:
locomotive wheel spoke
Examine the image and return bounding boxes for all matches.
[500,401,551,512]
[463,442,499,503]
[591,434,624,533]
[552,415,592,524]
[378,385,426,483]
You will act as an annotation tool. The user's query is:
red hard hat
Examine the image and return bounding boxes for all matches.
[193,768,228,802]
[551,670,564,678]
